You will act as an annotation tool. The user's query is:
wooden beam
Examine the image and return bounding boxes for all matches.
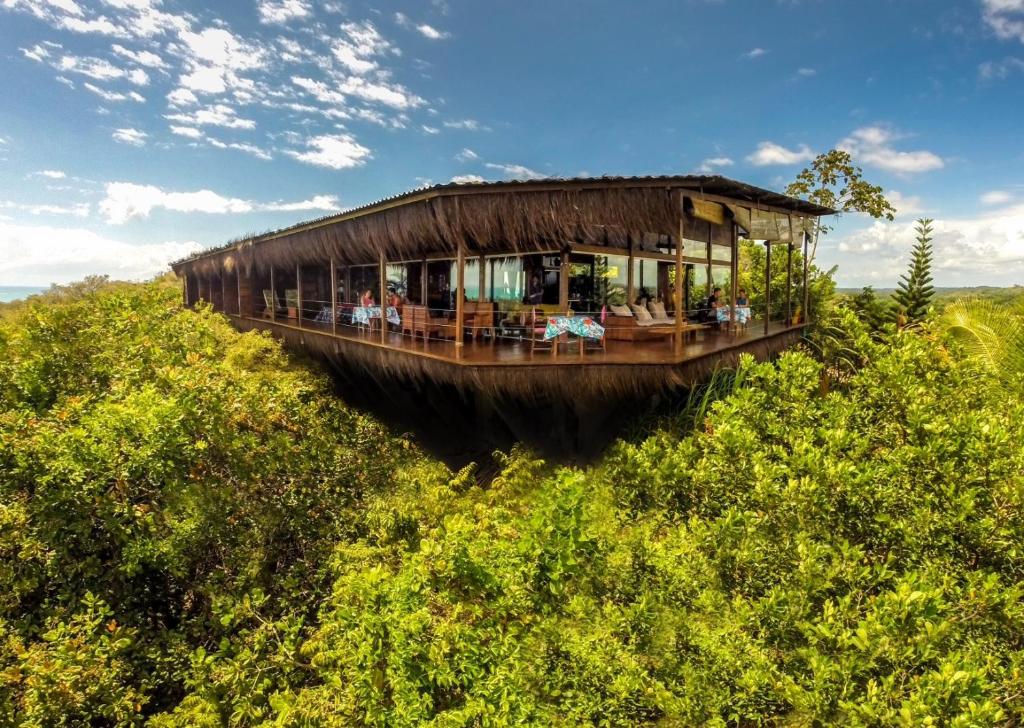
[764,241,771,335]
[330,258,337,336]
[455,244,466,348]
[730,223,738,318]
[296,263,303,329]
[802,231,810,324]
[674,195,685,355]
[379,255,387,345]
[706,221,713,299]
[270,265,276,323]
[237,267,243,317]
[478,254,486,301]
[786,241,793,326]
[626,237,635,304]
[559,248,570,311]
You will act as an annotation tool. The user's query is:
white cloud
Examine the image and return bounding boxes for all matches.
[0,200,90,217]
[455,147,478,162]
[886,190,927,217]
[742,47,767,59]
[0,222,202,286]
[285,133,371,169]
[339,76,423,109]
[982,0,1024,43]
[796,67,816,77]
[484,162,544,180]
[56,54,133,81]
[36,169,66,179]
[421,125,439,134]
[165,103,255,129]
[257,0,312,25]
[205,138,273,160]
[98,181,342,224]
[697,156,734,173]
[112,127,148,146]
[169,125,203,138]
[291,75,346,105]
[173,26,265,96]
[979,56,1024,79]
[20,43,52,62]
[838,125,944,174]
[450,174,485,184]
[746,141,815,166]
[111,43,167,68]
[330,20,392,75]
[83,81,144,102]
[443,118,485,131]
[262,194,340,212]
[166,87,198,106]
[981,190,1014,206]
[416,23,448,39]
[830,202,1024,285]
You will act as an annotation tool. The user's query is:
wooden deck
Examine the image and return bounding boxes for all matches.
[233,314,799,366]
[230,313,806,400]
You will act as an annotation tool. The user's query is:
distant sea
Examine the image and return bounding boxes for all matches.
[0,286,47,303]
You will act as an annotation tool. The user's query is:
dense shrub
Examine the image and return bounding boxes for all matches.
[1,280,1022,725]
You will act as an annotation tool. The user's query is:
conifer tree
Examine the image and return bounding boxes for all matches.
[892,218,935,324]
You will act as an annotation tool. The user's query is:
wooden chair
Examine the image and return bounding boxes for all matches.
[471,301,495,339]
[261,289,275,319]
[529,307,556,356]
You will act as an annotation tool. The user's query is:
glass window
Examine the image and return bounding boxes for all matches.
[712,243,733,264]
[632,258,676,307]
[683,239,708,263]
[350,265,379,304]
[464,258,480,302]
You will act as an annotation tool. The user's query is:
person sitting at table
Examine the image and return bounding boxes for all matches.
[702,287,723,324]
[387,287,402,309]
[360,288,375,307]
[736,288,749,306]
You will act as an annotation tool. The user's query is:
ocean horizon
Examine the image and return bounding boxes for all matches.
[0,285,48,303]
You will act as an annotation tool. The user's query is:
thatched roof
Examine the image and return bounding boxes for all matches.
[172,175,836,277]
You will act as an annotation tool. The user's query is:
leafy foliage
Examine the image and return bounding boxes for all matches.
[786,149,897,263]
[848,286,892,331]
[1,278,1023,726]
[892,218,936,325]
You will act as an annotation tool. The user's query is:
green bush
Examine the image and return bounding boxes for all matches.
[1,280,1022,725]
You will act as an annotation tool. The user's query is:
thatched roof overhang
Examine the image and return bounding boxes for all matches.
[171,175,836,277]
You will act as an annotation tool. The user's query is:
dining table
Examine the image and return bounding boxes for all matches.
[717,305,752,325]
[352,305,401,327]
[543,314,606,341]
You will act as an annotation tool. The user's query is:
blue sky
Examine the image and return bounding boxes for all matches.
[0,0,1022,287]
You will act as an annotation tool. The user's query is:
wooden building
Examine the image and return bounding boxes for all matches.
[172,176,833,408]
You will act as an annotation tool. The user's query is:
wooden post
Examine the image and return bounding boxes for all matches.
[764,241,771,335]
[706,221,713,298]
[237,268,243,317]
[559,249,570,312]
[730,223,739,329]
[455,244,466,348]
[626,238,635,304]
[803,229,811,324]
[478,255,486,301]
[270,265,276,323]
[220,272,227,314]
[786,242,793,326]
[420,258,428,307]
[296,264,302,328]
[674,195,685,355]
[330,258,337,335]
[345,266,352,305]
[379,255,387,345]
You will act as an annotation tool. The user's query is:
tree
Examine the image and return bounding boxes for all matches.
[786,150,897,263]
[849,285,890,331]
[891,218,935,324]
